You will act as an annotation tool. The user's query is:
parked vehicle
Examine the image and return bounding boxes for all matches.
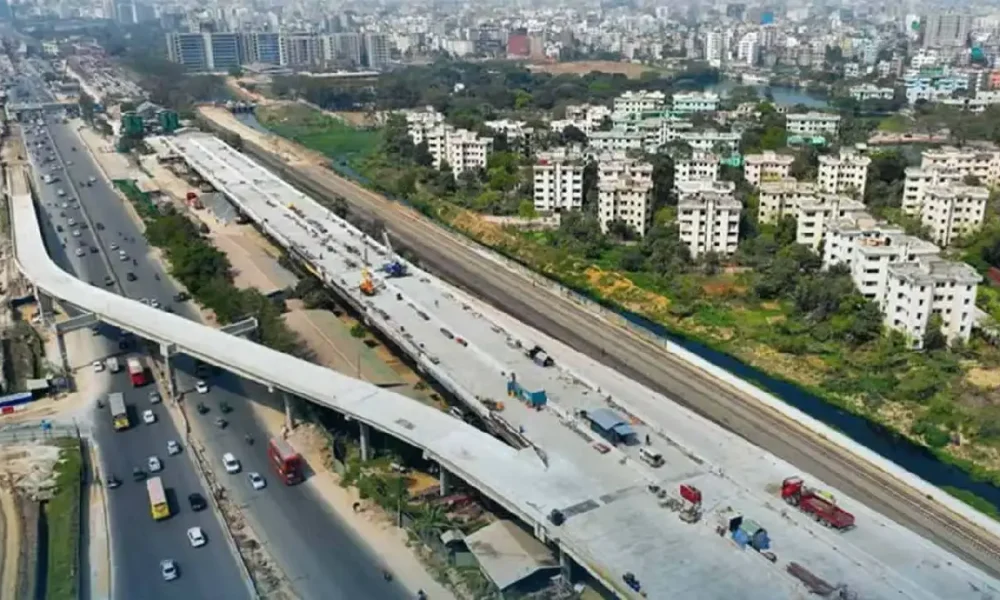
[780,476,855,530]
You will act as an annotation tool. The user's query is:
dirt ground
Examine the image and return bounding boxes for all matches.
[526,60,655,79]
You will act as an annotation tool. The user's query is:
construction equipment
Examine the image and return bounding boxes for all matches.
[359,268,377,296]
[481,397,505,412]
[781,476,855,530]
[506,374,547,408]
[526,345,554,367]
[381,231,407,277]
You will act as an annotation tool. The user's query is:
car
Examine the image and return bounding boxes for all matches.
[150,299,161,310]
[55,224,63,232]
[195,380,209,394]
[118,251,128,261]
[67,218,76,226]
[103,275,114,286]
[147,456,162,473]
[173,292,190,302]
[149,391,161,404]
[109,242,118,251]
[142,409,156,425]
[66,160,74,166]
[95,222,104,230]
[71,229,80,237]
[248,472,266,490]
[222,452,240,474]
[166,440,180,455]
[187,527,206,548]
[160,559,178,581]
[74,248,85,257]
[89,176,97,183]
[188,493,207,511]
[126,272,136,282]
[57,188,65,196]
[132,467,146,481]
[61,202,68,208]
[89,246,98,254]
[92,360,104,373]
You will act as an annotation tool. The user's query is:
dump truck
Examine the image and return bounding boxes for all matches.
[781,476,855,530]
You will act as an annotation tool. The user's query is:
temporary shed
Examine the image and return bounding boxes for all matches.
[464,520,559,595]
[584,407,637,445]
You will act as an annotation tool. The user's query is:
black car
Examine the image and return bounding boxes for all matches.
[173,292,190,302]
[95,222,104,230]
[89,246,98,254]
[56,225,63,232]
[126,272,137,281]
[132,467,146,482]
[188,493,207,511]
[104,275,114,286]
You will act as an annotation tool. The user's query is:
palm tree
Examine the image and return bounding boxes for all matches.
[411,503,451,540]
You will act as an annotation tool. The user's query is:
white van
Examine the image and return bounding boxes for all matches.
[106,357,121,373]
[639,447,664,468]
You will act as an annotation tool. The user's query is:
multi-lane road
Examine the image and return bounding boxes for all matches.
[21,79,412,599]
[215,112,1000,576]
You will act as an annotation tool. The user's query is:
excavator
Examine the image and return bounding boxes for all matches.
[359,268,377,296]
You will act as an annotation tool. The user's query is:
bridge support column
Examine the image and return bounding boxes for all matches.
[55,330,69,376]
[439,467,451,496]
[35,286,54,323]
[559,547,573,583]
[359,423,371,461]
[160,343,176,399]
[283,392,295,432]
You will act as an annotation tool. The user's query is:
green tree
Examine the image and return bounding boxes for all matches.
[923,314,948,351]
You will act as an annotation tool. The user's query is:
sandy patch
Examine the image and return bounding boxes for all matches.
[526,60,655,79]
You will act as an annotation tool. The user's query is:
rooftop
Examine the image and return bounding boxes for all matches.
[153,132,1000,600]
[787,111,842,121]
[744,151,795,165]
[889,256,983,286]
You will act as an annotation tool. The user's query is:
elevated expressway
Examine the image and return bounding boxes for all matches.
[143,131,998,599]
[7,132,1000,597]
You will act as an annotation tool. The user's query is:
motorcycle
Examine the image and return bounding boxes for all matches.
[106,475,121,489]
[154,274,160,281]
[245,434,254,445]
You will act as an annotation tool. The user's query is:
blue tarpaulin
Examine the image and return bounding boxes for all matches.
[0,392,33,408]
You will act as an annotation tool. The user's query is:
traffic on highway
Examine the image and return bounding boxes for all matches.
[18,74,412,600]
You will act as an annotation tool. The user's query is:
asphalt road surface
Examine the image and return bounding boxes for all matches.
[32,109,411,599]
[235,132,1000,577]
[22,123,249,600]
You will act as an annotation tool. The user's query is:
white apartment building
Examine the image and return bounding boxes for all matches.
[818,149,871,196]
[673,152,719,187]
[920,184,989,246]
[786,112,842,137]
[671,91,720,113]
[677,129,741,152]
[406,111,492,176]
[552,104,612,135]
[613,91,667,115]
[795,195,867,250]
[675,179,736,203]
[884,257,981,348]
[598,157,654,236]
[743,151,795,187]
[533,148,585,213]
[484,119,532,140]
[849,84,895,102]
[678,188,742,257]
[758,179,819,223]
[902,146,1000,215]
[589,129,645,152]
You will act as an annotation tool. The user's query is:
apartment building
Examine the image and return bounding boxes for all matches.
[743,151,794,187]
[363,33,391,70]
[551,104,612,135]
[673,152,719,187]
[671,91,720,113]
[675,179,736,203]
[484,119,532,140]
[533,148,585,213]
[598,157,654,236]
[818,149,871,196]
[589,129,645,152]
[678,186,742,257]
[795,195,867,250]
[884,257,981,348]
[902,146,1000,215]
[849,84,895,102]
[920,184,989,246]
[406,110,491,176]
[676,129,741,152]
[613,90,667,115]
[786,112,842,136]
[758,179,818,223]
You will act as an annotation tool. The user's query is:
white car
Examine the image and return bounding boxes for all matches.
[149,391,161,404]
[142,409,156,425]
[195,380,209,394]
[109,242,118,251]
[147,456,162,473]
[67,218,76,226]
[222,453,240,474]
[160,559,178,581]
[92,360,104,373]
[88,176,97,183]
[187,527,206,548]
[118,251,128,261]
[167,440,181,455]
[71,229,81,238]
[248,472,266,490]
[74,247,85,258]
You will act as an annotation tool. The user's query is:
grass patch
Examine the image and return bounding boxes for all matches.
[257,104,380,164]
[45,439,82,600]
[943,486,1000,520]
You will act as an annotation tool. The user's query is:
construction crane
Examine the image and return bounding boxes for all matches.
[381,230,407,278]
[359,268,377,296]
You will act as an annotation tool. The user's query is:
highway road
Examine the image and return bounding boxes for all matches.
[30,101,412,598]
[222,118,1000,576]
[22,125,248,600]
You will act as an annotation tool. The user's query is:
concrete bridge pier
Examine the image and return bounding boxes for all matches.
[283,391,295,431]
[439,466,451,496]
[34,286,54,322]
[359,422,371,461]
[160,342,176,399]
[559,547,573,584]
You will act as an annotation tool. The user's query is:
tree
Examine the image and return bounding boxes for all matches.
[413,142,434,167]
[963,174,982,186]
[774,216,798,247]
[923,314,949,351]
[561,124,588,145]
[330,195,349,218]
[78,92,95,123]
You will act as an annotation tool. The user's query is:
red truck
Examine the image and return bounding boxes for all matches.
[126,357,148,387]
[781,476,855,530]
[267,437,304,485]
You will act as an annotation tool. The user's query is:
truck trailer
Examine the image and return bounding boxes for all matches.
[126,357,147,387]
[780,476,855,530]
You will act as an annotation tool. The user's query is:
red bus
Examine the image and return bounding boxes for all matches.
[267,437,303,485]
[127,357,148,387]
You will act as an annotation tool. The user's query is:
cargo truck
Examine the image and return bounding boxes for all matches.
[780,476,855,530]
[126,357,147,387]
[267,437,304,485]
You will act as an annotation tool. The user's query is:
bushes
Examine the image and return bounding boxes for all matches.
[45,439,82,600]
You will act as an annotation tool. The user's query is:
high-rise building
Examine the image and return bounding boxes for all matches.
[241,32,283,65]
[922,12,970,48]
[323,33,362,67]
[206,33,242,72]
[533,148,585,213]
[166,32,210,71]
[363,33,390,70]
[282,33,322,66]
